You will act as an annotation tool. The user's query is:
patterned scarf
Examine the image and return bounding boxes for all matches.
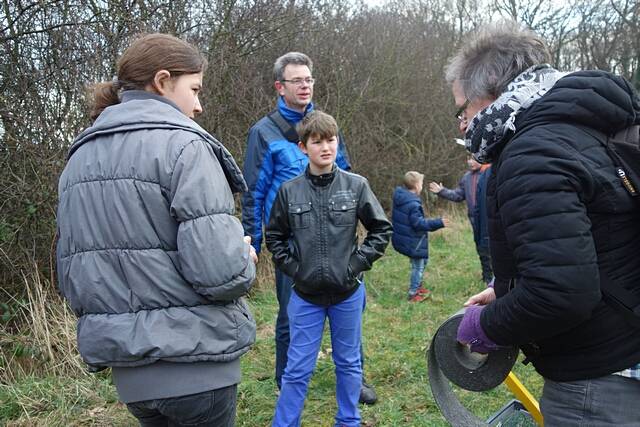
[465,64,569,163]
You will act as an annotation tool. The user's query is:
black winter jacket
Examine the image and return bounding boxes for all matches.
[266,166,392,305]
[482,71,640,381]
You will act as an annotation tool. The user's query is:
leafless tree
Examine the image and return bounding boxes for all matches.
[1,0,636,293]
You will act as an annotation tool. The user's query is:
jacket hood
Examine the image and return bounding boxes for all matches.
[393,186,420,207]
[70,92,247,193]
[467,68,640,163]
[522,70,640,133]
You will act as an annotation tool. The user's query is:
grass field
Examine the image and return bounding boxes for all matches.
[0,213,543,426]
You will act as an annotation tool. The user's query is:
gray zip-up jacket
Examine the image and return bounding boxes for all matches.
[56,91,256,370]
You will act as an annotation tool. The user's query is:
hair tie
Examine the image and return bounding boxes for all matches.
[112,75,122,89]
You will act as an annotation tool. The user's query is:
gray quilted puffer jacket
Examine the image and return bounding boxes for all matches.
[56,91,256,370]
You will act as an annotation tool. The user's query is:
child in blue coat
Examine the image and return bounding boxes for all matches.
[391,171,449,302]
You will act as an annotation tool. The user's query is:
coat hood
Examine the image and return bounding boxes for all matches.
[393,186,420,208]
[70,92,247,193]
[467,68,640,163]
[522,70,639,133]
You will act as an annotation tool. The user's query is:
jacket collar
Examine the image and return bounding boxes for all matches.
[305,164,337,187]
[69,91,247,193]
[277,96,314,125]
[393,186,420,206]
[121,90,181,112]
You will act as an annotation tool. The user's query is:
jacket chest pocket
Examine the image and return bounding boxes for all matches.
[288,202,312,229]
[330,200,357,226]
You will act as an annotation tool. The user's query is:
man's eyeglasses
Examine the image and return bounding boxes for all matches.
[280,77,315,86]
[455,98,470,121]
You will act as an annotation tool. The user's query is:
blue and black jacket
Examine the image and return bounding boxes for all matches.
[241,97,351,253]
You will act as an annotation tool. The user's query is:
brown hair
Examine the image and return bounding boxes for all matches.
[403,171,424,190]
[90,33,207,121]
[296,110,339,145]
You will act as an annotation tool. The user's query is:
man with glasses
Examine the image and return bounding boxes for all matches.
[451,23,640,424]
[241,52,378,405]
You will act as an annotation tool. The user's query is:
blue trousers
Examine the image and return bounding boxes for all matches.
[275,269,294,389]
[540,374,640,426]
[272,284,365,427]
[409,258,427,296]
[275,269,367,389]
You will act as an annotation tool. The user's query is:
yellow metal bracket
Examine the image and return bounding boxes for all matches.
[503,371,544,426]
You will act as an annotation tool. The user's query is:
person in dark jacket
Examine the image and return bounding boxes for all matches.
[241,52,378,405]
[56,34,257,426]
[448,22,640,425]
[266,111,392,427]
[242,52,378,404]
[392,171,449,302]
[429,158,493,283]
[472,164,491,268]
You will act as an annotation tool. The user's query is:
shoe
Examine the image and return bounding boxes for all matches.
[417,287,431,296]
[359,382,378,405]
[408,294,427,302]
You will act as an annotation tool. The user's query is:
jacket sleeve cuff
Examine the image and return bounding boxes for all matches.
[281,260,298,279]
[457,305,501,353]
[349,252,371,276]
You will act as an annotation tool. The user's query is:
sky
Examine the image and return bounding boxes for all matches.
[362,0,387,7]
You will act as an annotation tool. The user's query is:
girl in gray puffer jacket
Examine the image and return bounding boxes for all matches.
[56,33,256,426]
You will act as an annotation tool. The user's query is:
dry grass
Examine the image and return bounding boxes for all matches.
[2,211,543,425]
[1,267,86,384]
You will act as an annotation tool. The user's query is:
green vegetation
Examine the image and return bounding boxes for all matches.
[1,214,543,426]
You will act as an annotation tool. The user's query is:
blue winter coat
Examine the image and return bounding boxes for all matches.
[472,166,491,248]
[241,97,351,253]
[391,186,444,258]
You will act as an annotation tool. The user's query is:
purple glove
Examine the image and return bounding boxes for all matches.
[456,305,501,353]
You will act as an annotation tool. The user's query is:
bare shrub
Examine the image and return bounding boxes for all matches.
[1,267,85,383]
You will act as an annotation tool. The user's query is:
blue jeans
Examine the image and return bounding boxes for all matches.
[540,374,640,426]
[409,258,427,296]
[275,268,294,390]
[272,284,365,427]
[275,269,367,389]
[126,385,237,427]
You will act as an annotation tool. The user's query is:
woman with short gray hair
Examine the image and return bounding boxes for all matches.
[450,22,640,426]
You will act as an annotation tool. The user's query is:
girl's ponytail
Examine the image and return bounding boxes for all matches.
[90,80,120,121]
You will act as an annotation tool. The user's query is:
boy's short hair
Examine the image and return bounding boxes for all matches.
[296,110,339,144]
[403,171,424,190]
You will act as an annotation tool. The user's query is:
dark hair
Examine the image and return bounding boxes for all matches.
[90,33,207,121]
[296,111,339,144]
